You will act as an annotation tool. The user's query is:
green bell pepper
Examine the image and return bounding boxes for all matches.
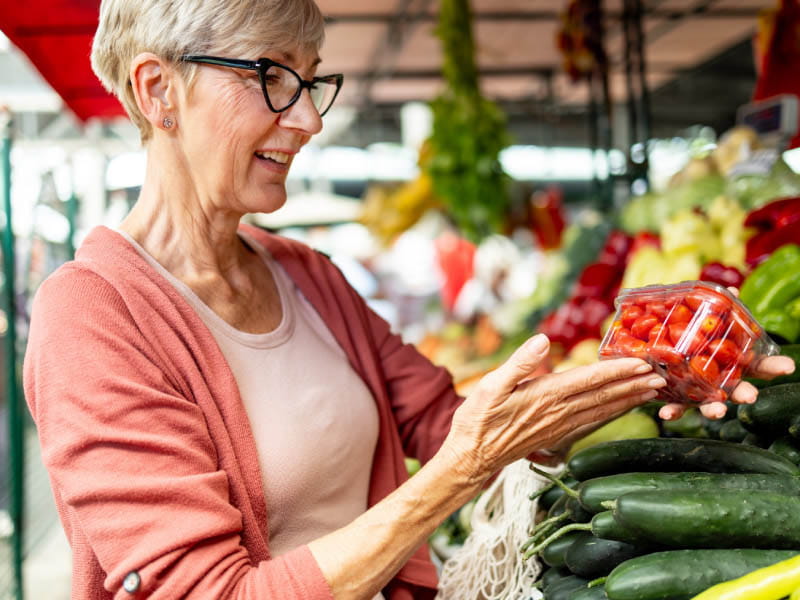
[759,309,800,343]
[740,244,800,317]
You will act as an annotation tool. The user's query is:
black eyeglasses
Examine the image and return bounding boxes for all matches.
[181,55,343,117]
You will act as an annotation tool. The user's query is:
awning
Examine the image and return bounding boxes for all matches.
[0,1,125,122]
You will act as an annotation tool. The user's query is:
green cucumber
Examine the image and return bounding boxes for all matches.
[541,566,572,590]
[540,476,580,511]
[747,345,800,388]
[544,574,591,600]
[567,437,800,481]
[542,530,586,568]
[577,472,800,513]
[611,490,800,549]
[719,418,749,442]
[738,383,800,436]
[604,549,800,600]
[570,586,608,600]
[769,437,800,465]
[565,533,648,579]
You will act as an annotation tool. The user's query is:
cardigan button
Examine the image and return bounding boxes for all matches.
[122,571,141,593]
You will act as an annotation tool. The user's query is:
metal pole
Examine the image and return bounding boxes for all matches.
[1,107,24,600]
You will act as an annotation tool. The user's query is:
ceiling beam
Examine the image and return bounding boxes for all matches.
[326,7,762,24]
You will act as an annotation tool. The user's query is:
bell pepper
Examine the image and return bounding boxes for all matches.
[740,244,800,317]
[744,196,800,230]
[690,554,800,600]
[699,262,745,288]
[760,309,800,343]
[746,224,800,267]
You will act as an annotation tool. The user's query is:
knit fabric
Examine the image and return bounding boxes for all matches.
[24,224,462,599]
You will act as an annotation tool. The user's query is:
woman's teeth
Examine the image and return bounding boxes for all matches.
[255,150,289,164]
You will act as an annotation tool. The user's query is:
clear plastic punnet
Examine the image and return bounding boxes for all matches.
[599,280,780,404]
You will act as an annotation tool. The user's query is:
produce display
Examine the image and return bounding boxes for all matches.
[525,364,800,599]
[598,281,779,405]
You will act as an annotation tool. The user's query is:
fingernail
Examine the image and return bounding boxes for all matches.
[648,376,666,388]
[526,334,549,354]
[635,362,653,374]
[641,390,659,401]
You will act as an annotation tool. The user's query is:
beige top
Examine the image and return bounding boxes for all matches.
[119,230,380,559]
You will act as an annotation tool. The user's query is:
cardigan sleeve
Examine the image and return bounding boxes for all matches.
[23,266,334,600]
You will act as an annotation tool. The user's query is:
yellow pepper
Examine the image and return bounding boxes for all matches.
[792,587,800,600]
[691,554,800,599]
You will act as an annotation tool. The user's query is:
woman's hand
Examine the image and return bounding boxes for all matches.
[659,355,796,421]
[659,286,797,421]
[441,333,666,484]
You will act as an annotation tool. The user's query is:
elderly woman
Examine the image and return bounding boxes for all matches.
[22,0,793,599]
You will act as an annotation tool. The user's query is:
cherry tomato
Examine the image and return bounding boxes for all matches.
[719,364,742,387]
[685,288,732,314]
[705,338,740,366]
[646,301,668,320]
[689,354,721,384]
[648,323,666,343]
[696,313,725,339]
[668,322,707,353]
[620,305,644,329]
[631,314,660,341]
[726,317,759,347]
[647,341,684,367]
[664,303,692,324]
[615,333,647,355]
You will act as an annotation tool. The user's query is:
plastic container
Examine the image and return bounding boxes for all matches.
[599,281,779,404]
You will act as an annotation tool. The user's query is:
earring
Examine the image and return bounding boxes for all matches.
[162,117,174,129]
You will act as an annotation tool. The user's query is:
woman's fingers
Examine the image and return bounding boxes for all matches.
[730,380,758,405]
[482,334,550,395]
[750,355,796,379]
[698,401,728,419]
[542,357,653,399]
[659,403,687,420]
[562,372,665,413]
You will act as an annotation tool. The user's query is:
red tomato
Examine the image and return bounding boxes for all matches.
[685,289,733,314]
[647,341,684,367]
[615,333,647,355]
[706,338,741,366]
[697,313,725,339]
[719,364,743,387]
[648,323,666,343]
[631,314,660,341]
[646,302,668,320]
[620,305,644,329]
[689,354,721,384]
[726,316,759,347]
[665,303,692,324]
[668,322,707,353]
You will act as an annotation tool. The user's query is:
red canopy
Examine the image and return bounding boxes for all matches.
[0,1,126,122]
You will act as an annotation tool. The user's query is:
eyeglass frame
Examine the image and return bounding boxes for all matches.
[181,55,344,117]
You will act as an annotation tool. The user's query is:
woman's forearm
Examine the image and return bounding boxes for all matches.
[308,448,482,599]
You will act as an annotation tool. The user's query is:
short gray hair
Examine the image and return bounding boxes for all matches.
[91,0,326,142]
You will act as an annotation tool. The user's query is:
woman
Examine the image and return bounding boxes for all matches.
[22,0,793,598]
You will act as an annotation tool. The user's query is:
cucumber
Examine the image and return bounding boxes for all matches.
[738,383,800,436]
[565,533,648,579]
[540,477,580,511]
[604,549,800,600]
[611,490,800,549]
[544,574,591,600]
[567,437,800,481]
[569,586,608,600]
[771,436,800,465]
[719,418,749,442]
[578,472,800,513]
[542,530,586,568]
[746,345,800,388]
[541,566,572,590]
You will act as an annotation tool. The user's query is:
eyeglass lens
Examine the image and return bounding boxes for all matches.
[264,64,338,114]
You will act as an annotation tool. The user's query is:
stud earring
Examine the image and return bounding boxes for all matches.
[162,117,174,129]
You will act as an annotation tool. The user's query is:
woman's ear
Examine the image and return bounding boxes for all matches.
[129,53,178,131]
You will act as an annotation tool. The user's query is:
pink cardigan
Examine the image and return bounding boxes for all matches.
[23,224,462,599]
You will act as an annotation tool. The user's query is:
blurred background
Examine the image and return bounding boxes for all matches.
[2,0,800,598]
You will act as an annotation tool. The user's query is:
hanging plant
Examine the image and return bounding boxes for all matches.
[425,0,512,243]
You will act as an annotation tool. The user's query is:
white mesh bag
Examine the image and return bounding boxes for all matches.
[436,459,563,600]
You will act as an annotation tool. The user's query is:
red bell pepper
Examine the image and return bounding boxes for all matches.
[744,196,800,230]
[745,198,800,266]
[746,223,800,267]
[699,262,745,289]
